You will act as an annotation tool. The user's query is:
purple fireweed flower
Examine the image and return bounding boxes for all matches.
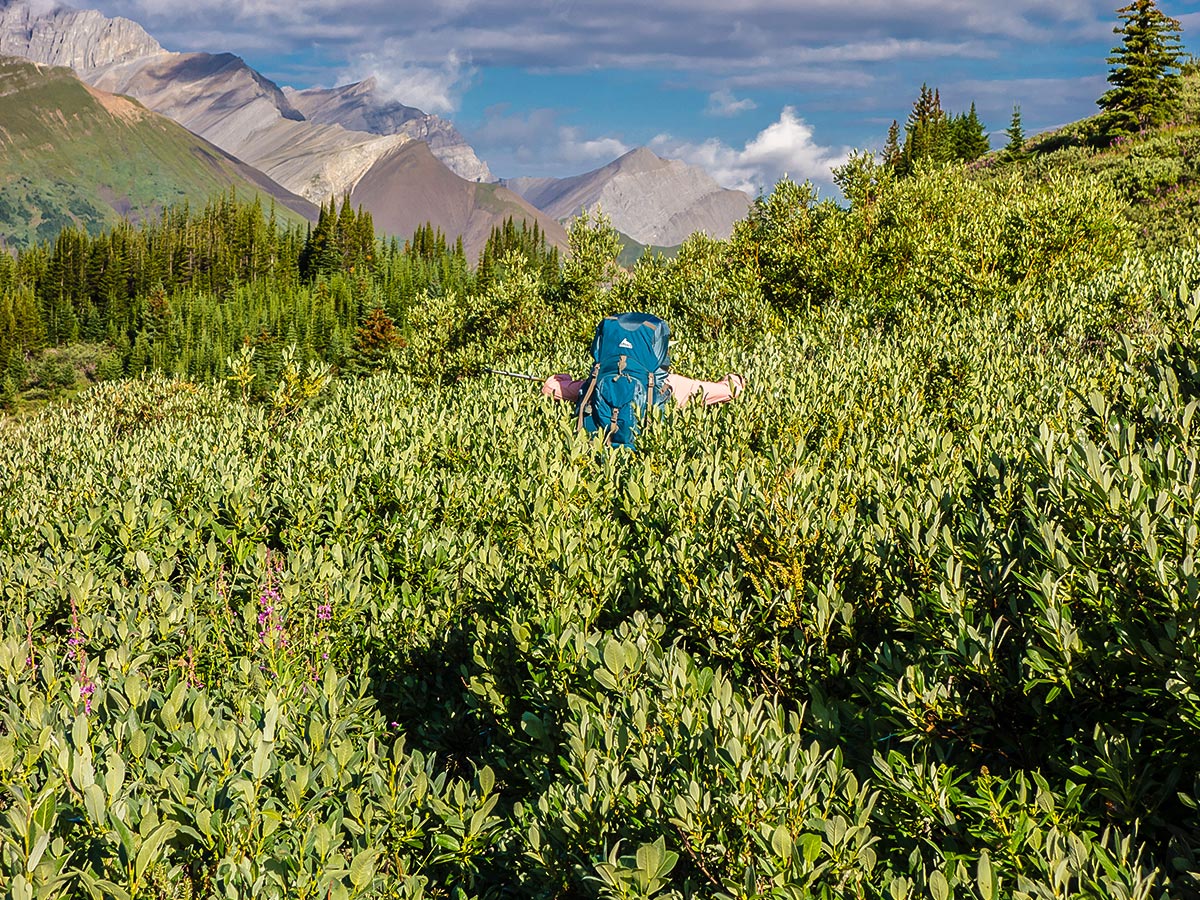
[317,603,332,621]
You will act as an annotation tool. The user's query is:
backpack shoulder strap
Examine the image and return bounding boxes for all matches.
[576,363,600,432]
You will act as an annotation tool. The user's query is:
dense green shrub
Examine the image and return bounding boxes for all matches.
[3,234,1200,896]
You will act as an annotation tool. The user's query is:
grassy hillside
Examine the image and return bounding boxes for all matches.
[0,56,315,249]
[996,68,1200,248]
[616,230,680,267]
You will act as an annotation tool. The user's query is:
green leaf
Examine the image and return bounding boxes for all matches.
[349,848,378,888]
[603,639,625,676]
[32,789,58,833]
[72,715,89,749]
[929,870,950,900]
[104,755,126,802]
[799,832,822,864]
[83,783,106,825]
[10,874,32,900]
[26,831,50,874]
[771,825,793,860]
[261,809,283,839]
[520,713,546,741]
[978,849,996,900]
[135,822,176,880]
[252,738,273,780]
[109,814,136,868]
[478,765,495,796]
[636,839,662,876]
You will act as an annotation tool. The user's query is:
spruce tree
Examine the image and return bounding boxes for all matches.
[951,103,990,161]
[1099,0,1185,134]
[1005,105,1026,158]
[882,120,903,169]
[900,84,951,174]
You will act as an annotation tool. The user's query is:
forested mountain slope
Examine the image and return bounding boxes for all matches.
[0,56,315,249]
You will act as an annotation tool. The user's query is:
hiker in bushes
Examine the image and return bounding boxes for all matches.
[541,312,744,449]
[541,371,744,407]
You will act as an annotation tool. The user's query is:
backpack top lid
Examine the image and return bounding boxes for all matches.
[590,312,670,379]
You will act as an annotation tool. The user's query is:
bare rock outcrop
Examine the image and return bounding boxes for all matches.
[0,1,161,71]
[286,80,495,184]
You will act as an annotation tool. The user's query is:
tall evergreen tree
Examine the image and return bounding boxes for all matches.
[950,103,990,161]
[1005,105,1026,158]
[900,84,952,174]
[882,120,903,169]
[1099,0,1186,134]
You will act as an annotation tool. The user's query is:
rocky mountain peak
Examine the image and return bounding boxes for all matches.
[286,80,494,184]
[0,0,162,71]
[614,146,668,173]
[505,146,749,246]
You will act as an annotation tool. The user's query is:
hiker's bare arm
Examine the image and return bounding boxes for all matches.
[542,374,585,402]
[663,373,744,407]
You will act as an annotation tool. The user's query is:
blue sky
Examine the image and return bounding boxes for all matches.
[80,0,1200,193]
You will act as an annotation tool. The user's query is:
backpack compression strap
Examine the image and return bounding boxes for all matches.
[604,406,620,447]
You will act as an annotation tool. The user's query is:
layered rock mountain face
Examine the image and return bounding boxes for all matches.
[285,79,494,184]
[506,147,751,247]
[0,1,161,71]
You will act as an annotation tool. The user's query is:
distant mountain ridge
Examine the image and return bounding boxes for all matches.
[285,79,494,184]
[0,0,490,197]
[505,147,751,246]
[0,55,316,249]
[0,0,751,255]
[352,142,566,257]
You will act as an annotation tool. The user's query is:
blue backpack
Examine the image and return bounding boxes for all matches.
[576,312,671,449]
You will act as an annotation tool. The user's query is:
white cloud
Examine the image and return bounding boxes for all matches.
[338,48,474,114]
[557,126,630,163]
[471,106,629,171]
[705,89,757,117]
[98,0,1116,74]
[652,107,851,195]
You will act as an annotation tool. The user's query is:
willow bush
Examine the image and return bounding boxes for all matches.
[3,166,1200,898]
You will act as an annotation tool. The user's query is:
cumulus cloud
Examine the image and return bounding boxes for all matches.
[471,106,629,171]
[652,107,851,195]
[338,48,474,114]
[96,0,1115,75]
[705,89,757,117]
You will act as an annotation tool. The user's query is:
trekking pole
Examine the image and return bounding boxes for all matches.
[483,368,543,382]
